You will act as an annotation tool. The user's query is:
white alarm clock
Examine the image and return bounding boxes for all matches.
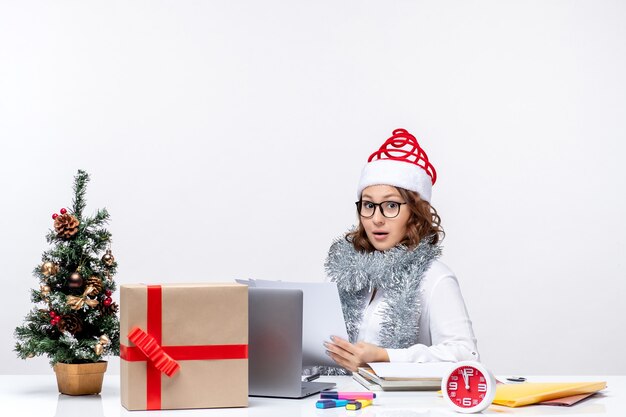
[441,361,497,413]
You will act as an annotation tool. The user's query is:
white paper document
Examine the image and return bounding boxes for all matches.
[368,361,453,379]
[239,278,349,367]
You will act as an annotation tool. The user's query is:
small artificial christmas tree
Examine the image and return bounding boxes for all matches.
[15,170,120,368]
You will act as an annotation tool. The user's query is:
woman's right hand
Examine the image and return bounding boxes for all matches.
[324,335,389,372]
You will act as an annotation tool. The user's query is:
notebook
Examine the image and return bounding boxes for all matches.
[247,287,336,398]
[354,362,448,391]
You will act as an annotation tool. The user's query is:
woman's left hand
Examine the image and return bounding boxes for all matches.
[324,336,389,372]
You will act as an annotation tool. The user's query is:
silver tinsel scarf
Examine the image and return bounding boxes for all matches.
[316,232,441,375]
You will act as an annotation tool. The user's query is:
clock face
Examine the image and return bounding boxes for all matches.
[443,363,495,412]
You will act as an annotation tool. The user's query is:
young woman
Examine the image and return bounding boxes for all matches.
[323,128,479,373]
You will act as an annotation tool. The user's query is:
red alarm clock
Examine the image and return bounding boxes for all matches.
[442,361,497,413]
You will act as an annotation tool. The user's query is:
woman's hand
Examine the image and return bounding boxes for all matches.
[324,336,389,372]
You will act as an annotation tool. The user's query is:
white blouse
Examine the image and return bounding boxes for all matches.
[356,260,480,362]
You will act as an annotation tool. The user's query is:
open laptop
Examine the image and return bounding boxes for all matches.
[248,287,336,398]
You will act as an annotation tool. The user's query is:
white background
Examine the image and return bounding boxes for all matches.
[1,0,625,376]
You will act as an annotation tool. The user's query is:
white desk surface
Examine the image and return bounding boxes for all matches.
[0,374,622,417]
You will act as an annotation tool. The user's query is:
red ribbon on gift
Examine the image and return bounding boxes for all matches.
[120,285,248,410]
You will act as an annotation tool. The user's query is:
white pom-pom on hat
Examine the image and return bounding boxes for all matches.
[357,129,437,203]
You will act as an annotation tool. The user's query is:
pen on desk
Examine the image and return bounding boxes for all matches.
[320,391,376,400]
[304,373,320,382]
[346,399,373,410]
[316,399,349,409]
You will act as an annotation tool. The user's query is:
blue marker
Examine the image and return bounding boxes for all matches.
[316,399,349,409]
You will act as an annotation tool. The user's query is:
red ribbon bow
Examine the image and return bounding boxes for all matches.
[127,327,180,377]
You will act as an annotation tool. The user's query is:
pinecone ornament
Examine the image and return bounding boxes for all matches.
[98,301,119,316]
[54,213,80,239]
[58,313,83,334]
[85,276,103,295]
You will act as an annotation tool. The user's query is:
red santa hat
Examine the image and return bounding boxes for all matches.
[357,128,437,203]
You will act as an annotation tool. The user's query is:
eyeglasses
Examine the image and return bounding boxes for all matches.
[355,200,407,219]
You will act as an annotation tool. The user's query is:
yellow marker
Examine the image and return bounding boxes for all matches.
[346,399,373,410]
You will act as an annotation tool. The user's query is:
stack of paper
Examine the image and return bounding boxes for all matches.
[493,381,606,407]
[354,362,451,391]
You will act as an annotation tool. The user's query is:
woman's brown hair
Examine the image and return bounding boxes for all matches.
[347,187,444,252]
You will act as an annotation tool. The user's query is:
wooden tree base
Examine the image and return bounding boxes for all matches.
[53,361,108,395]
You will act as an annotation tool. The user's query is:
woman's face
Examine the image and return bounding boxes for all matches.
[360,185,410,251]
